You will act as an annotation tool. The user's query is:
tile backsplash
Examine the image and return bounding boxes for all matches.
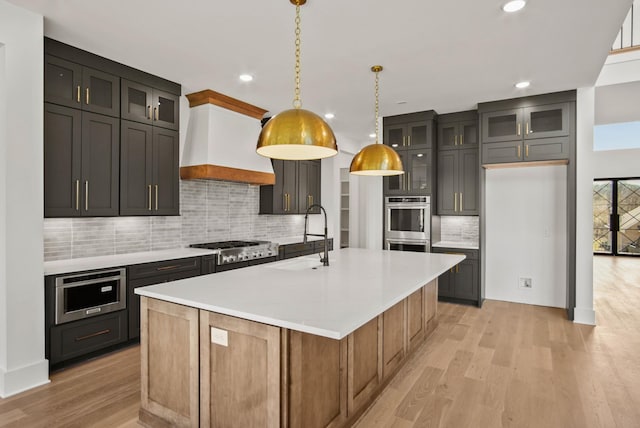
[440,216,479,243]
[44,180,305,261]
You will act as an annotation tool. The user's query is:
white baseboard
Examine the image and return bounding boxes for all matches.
[0,359,49,398]
[573,307,596,325]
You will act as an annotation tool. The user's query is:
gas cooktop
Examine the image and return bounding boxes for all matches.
[190,240,279,265]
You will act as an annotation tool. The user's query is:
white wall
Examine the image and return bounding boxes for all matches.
[574,87,596,325]
[486,166,567,308]
[0,0,48,397]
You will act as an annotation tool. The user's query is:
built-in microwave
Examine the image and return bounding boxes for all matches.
[385,196,431,242]
[55,268,127,325]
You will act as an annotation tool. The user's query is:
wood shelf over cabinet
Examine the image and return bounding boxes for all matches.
[185,89,268,119]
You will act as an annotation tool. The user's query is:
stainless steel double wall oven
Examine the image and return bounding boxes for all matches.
[385,196,431,252]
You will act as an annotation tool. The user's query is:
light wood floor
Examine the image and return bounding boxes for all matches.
[1,256,638,428]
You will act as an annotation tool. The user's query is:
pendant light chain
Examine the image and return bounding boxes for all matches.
[293,3,302,109]
[374,69,380,145]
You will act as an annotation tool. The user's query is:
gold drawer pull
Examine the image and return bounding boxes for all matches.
[75,329,110,342]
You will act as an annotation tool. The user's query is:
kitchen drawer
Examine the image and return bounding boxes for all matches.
[128,257,201,280]
[281,242,315,259]
[432,247,478,261]
[49,310,127,365]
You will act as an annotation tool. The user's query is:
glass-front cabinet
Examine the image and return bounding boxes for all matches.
[482,103,570,143]
[384,149,432,195]
[438,120,478,150]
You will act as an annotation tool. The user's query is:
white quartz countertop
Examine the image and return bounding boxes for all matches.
[136,248,464,340]
[432,241,479,250]
[44,248,217,276]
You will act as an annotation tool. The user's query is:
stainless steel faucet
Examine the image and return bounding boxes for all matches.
[303,204,329,266]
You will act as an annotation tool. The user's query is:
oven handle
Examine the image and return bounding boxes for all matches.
[55,275,125,290]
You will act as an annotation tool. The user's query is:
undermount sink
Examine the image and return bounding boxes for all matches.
[267,257,324,271]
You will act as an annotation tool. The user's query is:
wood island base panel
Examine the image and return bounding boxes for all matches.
[139,279,439,428]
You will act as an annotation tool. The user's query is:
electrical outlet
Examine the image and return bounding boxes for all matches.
[519,277,532,289]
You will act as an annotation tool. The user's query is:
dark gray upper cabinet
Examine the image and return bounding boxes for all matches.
[480,96,573,165]
[44,104,119,217]
[383,111,436,149]
[437,148,478,215]
[260,160,320,215]
[383,148,434,196]
[120,121,153,215]
[437,111,478,150]
[120,121,179,216]
[152,127,180,215]
[298,160,321,214]
[383,111,437,197]
[44,38,181,218]
[81,113,120,216]
[44,103,82,217]
[482,103,570,144]
[45,55,119,118]
[121,79,179,131]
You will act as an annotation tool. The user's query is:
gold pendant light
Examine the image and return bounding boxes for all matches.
[350,66,404,176]
[256,0,338,160]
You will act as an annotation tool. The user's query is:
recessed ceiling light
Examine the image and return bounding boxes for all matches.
[239,74,253,82]
[391,143,399,148]
[324,113,335,119]
[396,101,407,105]
[416,153,424,157]
[502,0,526,13]
[369,133,376,138]
[515,81,530,89]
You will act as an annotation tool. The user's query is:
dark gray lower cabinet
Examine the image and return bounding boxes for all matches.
[278,239,334,260]
[433,248,480,306]
[49,311,128,366]
[127,257,201,339]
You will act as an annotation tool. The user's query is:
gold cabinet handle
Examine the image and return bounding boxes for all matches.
[456,265,459,273]
[288,194,291,211]
[148,184,152,210]
[407,172,411,191]
[526,122,530,135]
[283,193,287,211]
[525,144,529,158]
[517,145,521,159]
[147,105,152,120]
[155,185,158,210]
[75,180,80,211]
[75,329,110,342]
[461,134,464,145]
[153,107,158,121]
[460,193,463,211]
[85,87,90,105]
[76,86,81,103]
[517,123,521,136]
[310,195,313,206]
[407,135,411,146]
[85,181,89,211]
[454,135,458,146]
[454,192,458,212]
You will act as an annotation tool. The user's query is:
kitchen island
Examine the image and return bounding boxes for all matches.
[135,248,464,428]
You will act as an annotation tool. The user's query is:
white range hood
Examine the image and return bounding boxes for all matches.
[180,90,275,185]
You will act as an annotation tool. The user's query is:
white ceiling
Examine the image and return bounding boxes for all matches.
[8,0,633,145]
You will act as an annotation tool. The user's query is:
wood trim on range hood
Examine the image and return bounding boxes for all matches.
[185,90,268,119]
[181,89,275,185]
[180,164,275,185]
